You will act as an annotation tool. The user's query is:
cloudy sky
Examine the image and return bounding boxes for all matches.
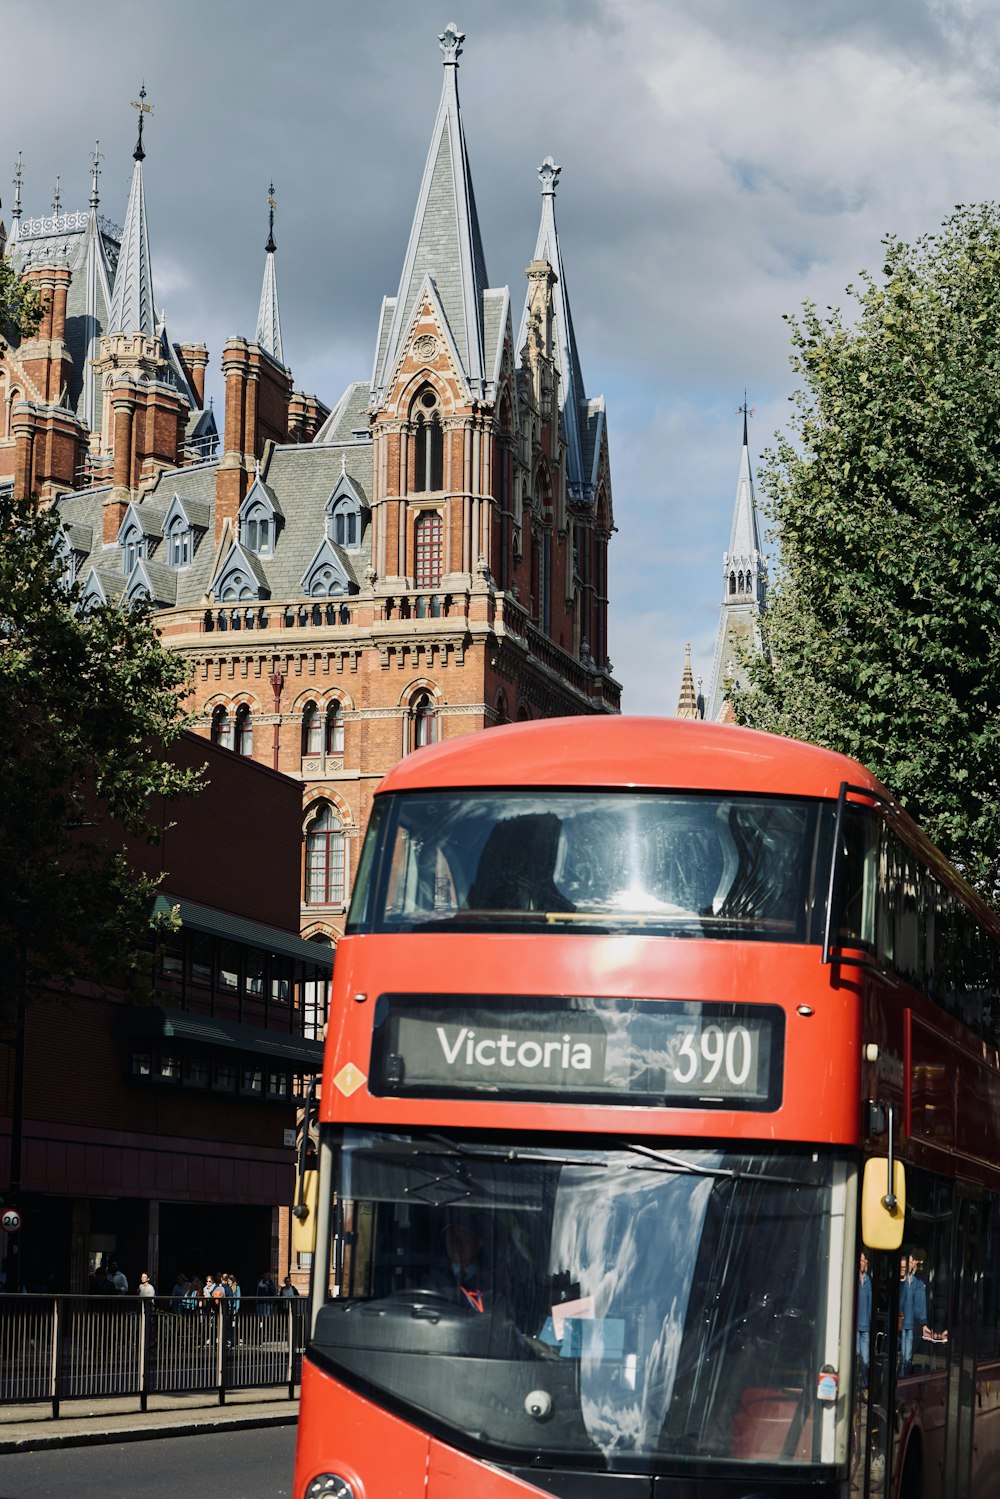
[6,0,1000,714]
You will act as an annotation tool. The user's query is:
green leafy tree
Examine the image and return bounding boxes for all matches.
[736,204,1000,896]
[0,493,201,1020]
[0,252,44,347]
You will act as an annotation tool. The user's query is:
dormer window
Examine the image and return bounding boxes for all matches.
[54,529,75,590]
[323,469,366,554]
[167,516,192,567]
[238,478,280,558]
[244,505,272,554]
[221,571,255,602]
[330,498,359,549]
[122,528,145,577]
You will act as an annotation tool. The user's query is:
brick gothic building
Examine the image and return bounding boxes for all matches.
[3,23,619,946]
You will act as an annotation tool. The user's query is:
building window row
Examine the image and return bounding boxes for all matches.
[128,1042,298,1101]
[156,927,330,1035]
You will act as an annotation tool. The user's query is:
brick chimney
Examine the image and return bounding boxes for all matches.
[215,338,253,548]
[11,402,38,501]
[136,378,186,486]
[17,264,74,407]
[288,389,332,445]
[175,343,209,408]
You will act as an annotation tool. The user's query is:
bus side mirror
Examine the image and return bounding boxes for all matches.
[861,1157,906,1249]
[292,1169,318,1255]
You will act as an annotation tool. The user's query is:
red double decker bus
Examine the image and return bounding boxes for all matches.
[293,717,1000,1499]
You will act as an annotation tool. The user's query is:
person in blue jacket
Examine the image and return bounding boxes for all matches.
[899,1251,928,1375]
[856,1251,872,1387]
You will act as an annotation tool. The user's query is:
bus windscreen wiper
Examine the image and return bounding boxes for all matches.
[624,1143,807,1186]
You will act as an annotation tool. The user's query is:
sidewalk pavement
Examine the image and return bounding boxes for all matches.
[0,1388,298,1453]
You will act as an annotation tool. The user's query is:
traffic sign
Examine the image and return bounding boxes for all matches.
[1,1207,22,1233]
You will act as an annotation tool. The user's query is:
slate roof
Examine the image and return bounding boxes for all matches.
[56,439,375,612]
[314,383,372,445]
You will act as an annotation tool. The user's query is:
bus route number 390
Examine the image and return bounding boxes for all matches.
[672,1024,754,1090]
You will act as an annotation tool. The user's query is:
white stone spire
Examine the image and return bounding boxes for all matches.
[706,405,767,721]
[107,87,156,336]
[372,22,489,396]
[255,183,284,365]
[517,156,589,499]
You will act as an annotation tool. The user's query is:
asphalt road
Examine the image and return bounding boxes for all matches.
[0,1426,298,1499]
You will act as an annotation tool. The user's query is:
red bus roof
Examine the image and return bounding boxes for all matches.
[379,716,889,801]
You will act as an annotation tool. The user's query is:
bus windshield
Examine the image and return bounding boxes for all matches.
[314,1130,851,1472]
[348,790,832,940]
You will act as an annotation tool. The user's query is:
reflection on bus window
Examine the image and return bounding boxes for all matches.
[316,1131,852,1471]
[354,790,831,942]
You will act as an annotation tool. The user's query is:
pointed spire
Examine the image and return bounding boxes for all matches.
[265,181,276,253]
[728,397,762,561]
[89,142,102,209]
[107,88,156,336]
[131,83,153,162]
[517,156,589,498]
[10,152,23,244]
[705,405,767,721]
[373,22,489,396]
[255,182,284,365]
[676,644,702,719]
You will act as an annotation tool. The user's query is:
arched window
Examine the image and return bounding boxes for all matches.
[325,701,344,755]
[211,706,233,751]
[167,516,192,567]
[221,571,255,602]
[122,526,144,577]
[4,386,20,441]
[234,704,253,757]
[415,512,443,589]
[331,498,360,549]
[243,503,272,554]
[305,803,346,906]
[411,691,438,752]
[729,571,737,596]
[302,702,321,757]
[308,563,345,599]
[413,388,444,493]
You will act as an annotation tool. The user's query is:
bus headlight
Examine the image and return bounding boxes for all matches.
[306,1477,354,1499]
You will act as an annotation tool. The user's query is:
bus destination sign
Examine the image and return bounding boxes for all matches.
[370,996,784,1110]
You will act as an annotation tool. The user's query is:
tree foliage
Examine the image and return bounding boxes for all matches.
[0,494,201,1018]
[737,204,1000,896]
[0,253,44,348]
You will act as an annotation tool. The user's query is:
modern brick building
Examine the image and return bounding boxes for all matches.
[0,734,329,1294]
[1,21,618,951]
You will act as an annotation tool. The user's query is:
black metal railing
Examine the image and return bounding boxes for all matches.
[0,1295,306,1417]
